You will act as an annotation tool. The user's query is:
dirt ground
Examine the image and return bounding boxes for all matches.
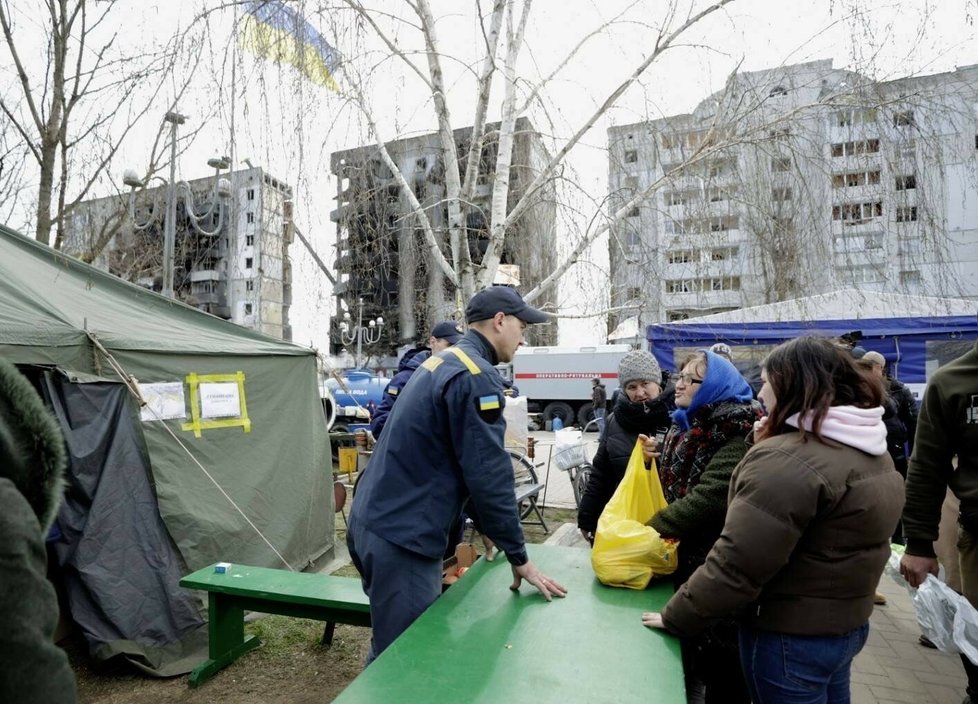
[70,617,369,704]
[67,509,576,703]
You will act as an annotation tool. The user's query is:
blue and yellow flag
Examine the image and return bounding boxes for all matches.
[239,1,340,91]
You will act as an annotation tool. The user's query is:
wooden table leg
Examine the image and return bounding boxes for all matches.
[187,593,262,688]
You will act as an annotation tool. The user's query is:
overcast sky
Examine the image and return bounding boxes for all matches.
[10,0,976,351]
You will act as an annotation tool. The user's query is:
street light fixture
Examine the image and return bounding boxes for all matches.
[123,108,232,299]
[339,297,384,369]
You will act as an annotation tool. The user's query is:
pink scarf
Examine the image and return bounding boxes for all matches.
[786,405,887,456]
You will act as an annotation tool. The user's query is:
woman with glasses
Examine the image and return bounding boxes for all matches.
[645,349,760,704]
[577,350,675,544]
[644,336,904,704]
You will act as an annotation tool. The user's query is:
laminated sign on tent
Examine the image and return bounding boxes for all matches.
[647,289,977,399]
[0,225,332,675]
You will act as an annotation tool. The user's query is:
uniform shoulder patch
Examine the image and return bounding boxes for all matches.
[475,392,503,424]
[421,356,444,372]
[386,386,399,396]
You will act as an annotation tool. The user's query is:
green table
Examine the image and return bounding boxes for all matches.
[333,543,685,703]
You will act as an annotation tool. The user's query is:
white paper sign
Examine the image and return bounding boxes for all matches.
[138,382,187,421]
[199,382,241,419]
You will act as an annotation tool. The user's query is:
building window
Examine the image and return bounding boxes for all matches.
[626,287,642,301]
[628,206,640,217]
[900,270,922,285]
[246,280,254,292]
[899,237,922,255]
[772,187,792,201]
[665,191,687,206]
[246,212,255,223]
[247,188,255,201]
[246,234,254,246]
[975,135,978,150]
[833,201,883,222]
[768,85,788,97]
[711,246,739,261]
[839,265,883,284]
[835,108,877,127]
[895,175,917,191]
[832,170,881,188]
[244,303,253,315]
[624,150,638,164]
[771,156,791,172]
[245,257,253,269]
[667,249,696,264]
[624,176,638,190]
[893,111,915,127]
[665,280,692,293]
[896,206,918,222]
[415,157,427,170]
[830,139,881,157]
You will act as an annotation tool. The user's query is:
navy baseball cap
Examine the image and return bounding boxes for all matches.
[464,286,551,324]
[430,320,464,344]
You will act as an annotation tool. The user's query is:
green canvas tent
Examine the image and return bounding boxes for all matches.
[0,225,332,674]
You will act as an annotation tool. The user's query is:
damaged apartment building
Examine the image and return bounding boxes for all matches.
[63,166,296,340]
[607,59,978,337]
[329,117,558,361]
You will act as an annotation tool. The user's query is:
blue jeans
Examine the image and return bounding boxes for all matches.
[593,407,606,435]
[738,624,869,704]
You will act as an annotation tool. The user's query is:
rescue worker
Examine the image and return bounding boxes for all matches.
[370,320,463,439]
[347,286,568,664]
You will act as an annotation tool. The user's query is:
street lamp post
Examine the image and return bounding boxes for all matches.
[339,297,384,369]
[123,108,232,299]
[162,110,185,299]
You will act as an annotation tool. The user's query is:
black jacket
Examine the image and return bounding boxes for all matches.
[577,386,675,534]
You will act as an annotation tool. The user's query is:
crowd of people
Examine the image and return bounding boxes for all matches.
[6,282,976,704]
[350,289,976,703]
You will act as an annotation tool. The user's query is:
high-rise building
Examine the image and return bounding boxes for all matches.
[64,166,296,340]
[330,116,558,360]
[607,59,978,335]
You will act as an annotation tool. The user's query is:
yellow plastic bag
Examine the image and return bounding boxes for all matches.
[591,439,679,589]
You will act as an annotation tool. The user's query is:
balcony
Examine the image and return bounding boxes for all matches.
[190,268,222,283]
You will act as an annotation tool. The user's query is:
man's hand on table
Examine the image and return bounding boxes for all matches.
[510,560,568,601]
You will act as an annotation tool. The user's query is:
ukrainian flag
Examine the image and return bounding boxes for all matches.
[239,1,340,91]
[478,395,501,411]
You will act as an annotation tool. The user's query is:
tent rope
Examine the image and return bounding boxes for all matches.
[85,331,295,572]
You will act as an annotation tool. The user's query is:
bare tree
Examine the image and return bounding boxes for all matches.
[0,0,203,249]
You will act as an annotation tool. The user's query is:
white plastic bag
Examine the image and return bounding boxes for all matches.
[503,396,529,452]
[914,575,978,665]
[553,428,587,470]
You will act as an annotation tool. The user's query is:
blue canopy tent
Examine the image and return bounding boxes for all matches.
[647,290,977,398]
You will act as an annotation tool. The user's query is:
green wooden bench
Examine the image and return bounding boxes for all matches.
[179,564,370,688]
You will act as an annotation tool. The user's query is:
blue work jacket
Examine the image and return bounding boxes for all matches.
[369,347,430,439]
[350,330,528,566]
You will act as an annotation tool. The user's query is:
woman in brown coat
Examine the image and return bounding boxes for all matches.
[643,336,904,704]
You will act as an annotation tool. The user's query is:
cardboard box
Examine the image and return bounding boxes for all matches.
[441,543,479,589]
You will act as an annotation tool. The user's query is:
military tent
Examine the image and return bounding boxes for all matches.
[0,225,332,674]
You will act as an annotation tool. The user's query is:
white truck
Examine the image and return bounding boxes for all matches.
[496,344,632,429]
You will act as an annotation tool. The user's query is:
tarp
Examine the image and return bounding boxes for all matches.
[0,225,332,673]
[647,289,978,394]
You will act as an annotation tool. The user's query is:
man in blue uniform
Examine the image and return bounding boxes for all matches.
[370,320,463,439]
[348,286,568,663]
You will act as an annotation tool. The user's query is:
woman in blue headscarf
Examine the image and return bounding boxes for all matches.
[646,349,761,704]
